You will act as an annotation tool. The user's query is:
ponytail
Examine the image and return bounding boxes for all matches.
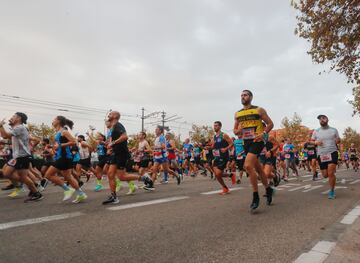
[56,116,74,130]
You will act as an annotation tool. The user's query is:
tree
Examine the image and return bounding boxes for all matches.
[280,113,311,149]
[293,0,360,115]
[27,123,56,142]
[189,124,214,145]
[341,127,360,151]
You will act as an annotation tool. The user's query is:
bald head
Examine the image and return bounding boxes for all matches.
[109,111,121,121]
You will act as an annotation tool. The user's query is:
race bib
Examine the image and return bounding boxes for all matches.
[308,150,315,155]
[154,151,163,160]
[212,149,220,157]
[285,154,291,159]
[237,154,243,160]
[242,128,255,140]
[320,153,332,163]
[7,159,17,167]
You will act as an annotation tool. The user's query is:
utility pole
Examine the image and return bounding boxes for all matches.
[161,111,166,131]
[140,108,161,132]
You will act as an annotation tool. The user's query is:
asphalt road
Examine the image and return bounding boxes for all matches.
[0,167,360,263]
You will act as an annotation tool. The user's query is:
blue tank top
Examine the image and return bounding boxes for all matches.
[97,143,106,156]
[54,130,72,160]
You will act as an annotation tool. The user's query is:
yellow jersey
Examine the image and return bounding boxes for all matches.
[235,106,264,140]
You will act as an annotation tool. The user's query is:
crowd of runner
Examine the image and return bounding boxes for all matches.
[0,90,359,212]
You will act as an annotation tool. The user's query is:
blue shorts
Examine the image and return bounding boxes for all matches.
[154,157,168,164]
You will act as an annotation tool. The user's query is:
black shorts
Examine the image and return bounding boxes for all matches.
[185,156,191,162]
[350,157,358,162]
[260,156,276,167]
[7,156,31,170]
[213,158,228,171]
[109,153,129,170]
[0,159,6,169]
[79,158,91,169]
[97,155,108,169]
[244,140,264,156]
[139,159,150,168]
[194,157,201,165]
[53,158,73,171]
[317,152,338,170]
[236,158,245,171]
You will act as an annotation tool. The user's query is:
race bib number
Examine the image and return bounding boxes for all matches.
[154,151,163,160]
[320,153,332,163]
[285,154,291,159]
[308,150,315,155]
[236,154,243,160]
[7,159,17,167]
[212,149,220,157]
[242,128,255,140]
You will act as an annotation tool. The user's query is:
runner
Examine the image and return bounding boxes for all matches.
[283,138,299,179]
[87,132,108,191]
[312,114,340,199]
[233,90,274,211]
[44,116,87,203]
[303,137,318,180]
[0,113,43,202]
[182,138,194,176]
[348,143,359,172]
[233,134,246,184]
[166,133,183,182]
[38,138,54,191]
[149,126,180,185]
[210,121,233,194]
[259,129,279,186]
[102,111,153,205]
[75,135,93,184]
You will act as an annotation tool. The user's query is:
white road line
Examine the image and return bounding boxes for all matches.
[341,207,360,225]
[107,196,189,211]
[321,186,348,194]
[288,184,322,192]
[301,174,313,178]
[0,212,84,231]
[294,241,336,263]
[201,187,243,195]
[350,179,360,185]
[277,183,301,189]
[303,185,323,193]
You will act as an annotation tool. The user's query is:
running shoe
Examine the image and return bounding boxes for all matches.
[72,193,88,203]
[8,187,22,198]
[115,179,122,192]
[250,192,260,211]
[102,194,119,205]
[219,187,230,195]
[24,192,43,202]
[236,179,241,184]
[328,190,336,199]
[126,182,137,195]
[94,184,103,192]
[38,179,48,192]
[63,188,75,201]
[176,174,181,185]
[266,187,274,206]
[143,175,155,191]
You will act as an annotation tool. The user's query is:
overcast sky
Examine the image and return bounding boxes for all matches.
[0,0,358,138]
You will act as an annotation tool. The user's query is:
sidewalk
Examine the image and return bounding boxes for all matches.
[325,216,360,263]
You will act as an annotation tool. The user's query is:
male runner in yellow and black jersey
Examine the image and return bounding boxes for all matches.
[233,90,274,212]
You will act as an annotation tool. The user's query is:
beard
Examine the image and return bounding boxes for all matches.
[320,122,328,127]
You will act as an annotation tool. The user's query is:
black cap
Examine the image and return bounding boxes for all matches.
[15,112,28,124]
[317,114,328,120]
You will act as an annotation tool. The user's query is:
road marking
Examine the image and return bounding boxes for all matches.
[0,212,84,231]
[301,174,313,178]
[278,183,301,189]
[107,196,189,211]
[294,241,336,263]
[321,186,348,194]
[350,179,360,185]
[288,178,298,181]
[341,215,358,225]
[201,187,243,195]
[288,184,323,192]
[341,206,360,225]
